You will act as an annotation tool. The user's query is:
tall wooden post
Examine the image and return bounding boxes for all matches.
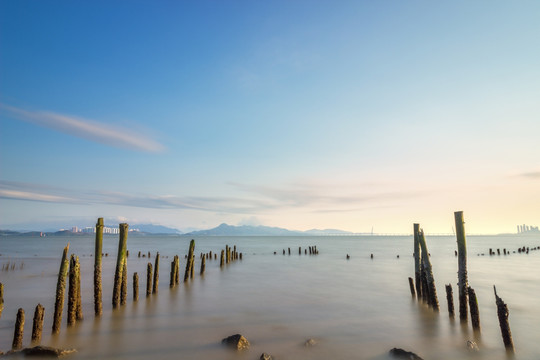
[468,287,480,330]
[68,255,77,326]
[94,218,103,317]
[455,211,468,322]
[413,224,422,300]
[0,282,4,320]
[445,284,455,318]
[121,260,127,305]
[200,255,206,275]
[52,244,69,334]
[146,263,152,297]
[184,240,195,281]
[418,230,439,311]
[153,253,160,294]
[113,223,128,308]
[133,272,139,301]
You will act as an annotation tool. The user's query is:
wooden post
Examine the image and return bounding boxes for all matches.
[170,260,175,287]
[220,249,225,267]
[133,272,139,301]
[445,284,455,318]
[413,224,422,300]
[113,223,128,308]
[184,240,195,281]
[468,287,480,330]
[494,286,514,353]
[408,277,415,297]
[121,260,127,305]
[68,255,77,326]
[31,304,44,345]
[146,263,152,297]
[454,211,469,322]
[299,247,301,255]
[153,252,160,294]
[52,244,69,334]
[190,254,194,278]
[200,254,206,275]
[175,255,180,285]
[12,308,25,350]
[418,230,439,311]
[94,218,103,317]
[0,282,3,320]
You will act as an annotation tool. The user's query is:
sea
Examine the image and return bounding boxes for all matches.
[0,233,539,360]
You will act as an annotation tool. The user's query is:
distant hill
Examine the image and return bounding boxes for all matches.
[184,223,353,236]
[132,224,182,234]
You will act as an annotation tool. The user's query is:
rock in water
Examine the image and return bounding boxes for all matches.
[467,340,479,351]
[3,346,77,358]
[221,334,250,350]
[260,353,274,360]
[304,338,317,347]
[389,347,424,360]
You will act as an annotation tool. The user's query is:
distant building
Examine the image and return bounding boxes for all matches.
[71,226,79,233]
[517,224,539,233]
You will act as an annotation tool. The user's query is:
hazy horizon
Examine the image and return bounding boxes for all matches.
[1,2,539,234]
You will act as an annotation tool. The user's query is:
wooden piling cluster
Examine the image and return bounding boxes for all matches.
[276,245,319,256]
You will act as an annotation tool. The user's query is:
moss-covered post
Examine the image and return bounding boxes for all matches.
[413,224,422,300]
[153,253,160,294]
[94,218,103,317]
[418,230,439,311]
[68,255,77,326]
[121,260,127,306]
[31,304,44,345]
[200,254,206,275]
[146,263,152,297]
[455,211,468,322]
[52,244,69,334]
[174,255,180,285]
[0,282,4,320]
[445,284,455,318]
[494,286,514,353]
[133,272,139,301]
[112,223,128,308]
[468,287,480,331]
[12,308,25,350]
[184,240,195,281]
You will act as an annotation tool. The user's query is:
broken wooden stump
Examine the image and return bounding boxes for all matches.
[31,304,44,345]
[494,286,514,353]
[12,308,25,350]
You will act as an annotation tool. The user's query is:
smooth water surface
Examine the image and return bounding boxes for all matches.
[1,234,539,359]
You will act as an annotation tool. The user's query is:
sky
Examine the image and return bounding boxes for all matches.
[1,1,539,234]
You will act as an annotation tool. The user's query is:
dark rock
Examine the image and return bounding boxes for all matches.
[2,346,76,358]
[221,334,250,350]
[389,348,424,360]
[260,353,274,360]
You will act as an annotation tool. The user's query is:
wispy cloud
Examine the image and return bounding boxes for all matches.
[1,104,165,153]
[0,180,422,215]
[519,171,540,179]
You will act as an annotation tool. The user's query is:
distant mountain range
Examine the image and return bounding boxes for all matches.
[184,223,353,236]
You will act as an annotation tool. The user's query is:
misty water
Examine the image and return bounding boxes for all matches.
[1,234,539,359]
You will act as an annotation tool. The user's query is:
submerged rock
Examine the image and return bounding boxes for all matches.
[389,347,424,360]
[467,340,479,351]
[304,338,317,347]
[221,334,250,350]
[260,353,274,360]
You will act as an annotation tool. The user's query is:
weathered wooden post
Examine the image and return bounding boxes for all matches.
[200,255,206,275]
[454,211,469,322]
[0,282,4,319]
[418,230,439,311]
[133,272,139,301]
[184,240,195,281]
[153,253,160,294]
[146,263,152,297]
[299,247,301,255]
[121,261,127,306]
[413,224,422,300]
[170,260,175,287]
[12,308,25,350]
[52,244,69,334]
[113,223,128,308]
[174,255,180,285]
[468,287,480,331]
[408,277,416,297]
[494,286,514,353]
[94,218,103,317]
[220,250,225,268]
[31,304,44,345]
[68,255,77,326]
[445,284,455,318]
[190,254,195,278]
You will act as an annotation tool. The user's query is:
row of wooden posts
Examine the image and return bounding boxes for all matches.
[4,218,242,351]
[275,246,319,255]
[408,211,514,353]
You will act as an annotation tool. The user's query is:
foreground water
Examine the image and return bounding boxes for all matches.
[1,234,539,359]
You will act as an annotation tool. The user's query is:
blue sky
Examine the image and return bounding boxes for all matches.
[1,1,539,233]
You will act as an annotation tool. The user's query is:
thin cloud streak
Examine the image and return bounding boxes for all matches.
[1,104,165,153]
[519,171,540,179]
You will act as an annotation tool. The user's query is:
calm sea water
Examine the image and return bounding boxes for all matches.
[1,234,539,359]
